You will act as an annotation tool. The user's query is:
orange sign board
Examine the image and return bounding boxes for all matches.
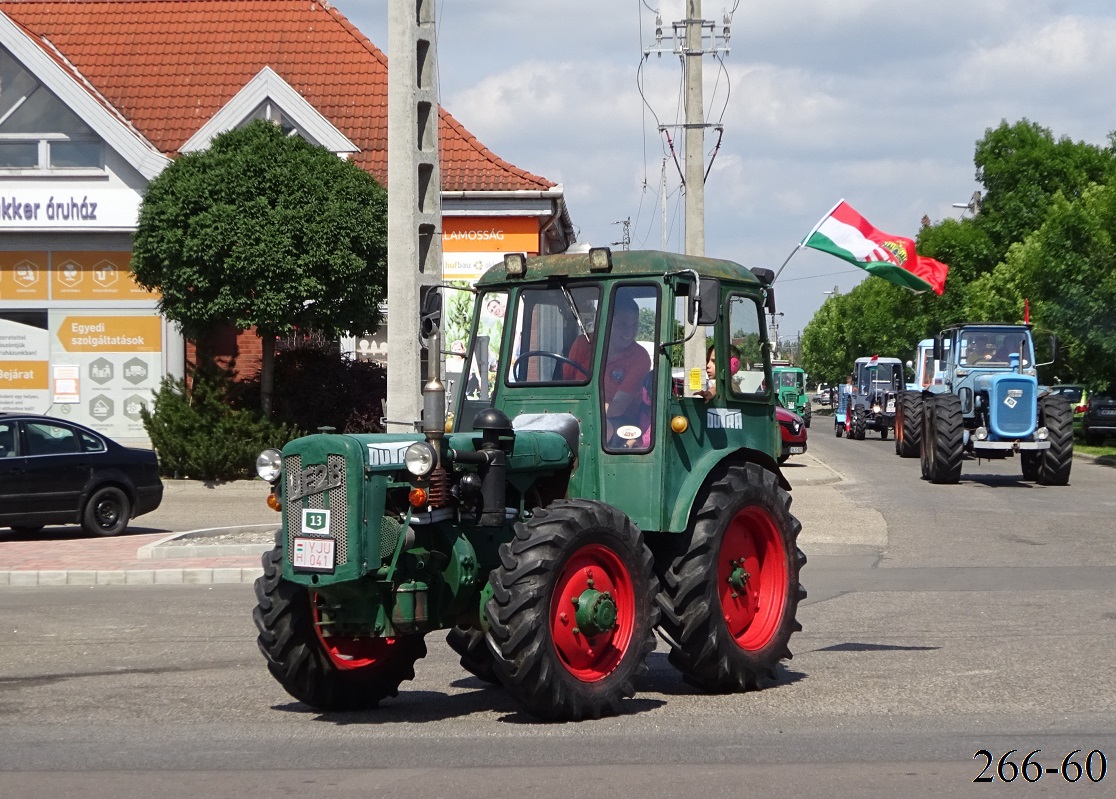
[51,251,159,300]
[0,360,49,390]
[442,217,539,253]
[56,316,163,353]
[0,252,49,300]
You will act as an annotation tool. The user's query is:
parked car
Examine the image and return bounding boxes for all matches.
[1082,388,1116,446]
[0,414,163,536]
[813,383,831,405]
[776,405,808,464]
[1048,383,1088,435]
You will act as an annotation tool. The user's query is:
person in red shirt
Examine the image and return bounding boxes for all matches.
[603,297,650,427]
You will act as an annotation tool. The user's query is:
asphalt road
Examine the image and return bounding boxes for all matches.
[1,431,1114,799]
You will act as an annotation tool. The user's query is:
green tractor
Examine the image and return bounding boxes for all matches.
[772,365,811,427]
[252,248,806,721]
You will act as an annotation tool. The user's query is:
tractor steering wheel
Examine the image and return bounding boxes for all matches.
[514,350,590,381]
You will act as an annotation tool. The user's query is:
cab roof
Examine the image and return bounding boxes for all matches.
[474,249,764,288]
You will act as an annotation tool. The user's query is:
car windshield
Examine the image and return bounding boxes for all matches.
[1051,386,1083,403]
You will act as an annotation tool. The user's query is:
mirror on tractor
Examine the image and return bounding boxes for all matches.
[697,277,720,325]
[933,334,944,363]
[419,286,442,340]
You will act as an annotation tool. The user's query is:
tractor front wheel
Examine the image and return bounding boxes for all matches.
[658,462,805,692]
[850,408,866,440]
[253,531,426,710]
[485,499,658,720]
[895,391,922,458]
[921,395,963,484]
[1035,395,1073,486]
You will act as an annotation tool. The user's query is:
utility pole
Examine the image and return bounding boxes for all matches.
[385,0,443,429]
[681,0,708,382]
[644,2,729,386]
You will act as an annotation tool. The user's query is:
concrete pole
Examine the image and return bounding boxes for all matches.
[683,0,708,385]
[386,0,443,429]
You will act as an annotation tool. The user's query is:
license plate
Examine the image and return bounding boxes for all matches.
[886,401,896,412]
[1099,408,1116,417]
[292,536,335,571]
[789,446,805,455]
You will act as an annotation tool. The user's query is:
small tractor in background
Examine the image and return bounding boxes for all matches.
[250,248,806,721]
[772,364,812,428]
[834,356,902,440]
[893,323,1073,484]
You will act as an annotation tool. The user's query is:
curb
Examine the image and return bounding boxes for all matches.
[0,567,263,587]
[136,524,277,560]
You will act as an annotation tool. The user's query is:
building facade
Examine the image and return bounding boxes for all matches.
[0,1,574,442]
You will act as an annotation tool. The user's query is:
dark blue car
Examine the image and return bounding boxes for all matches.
[0,414,163,536]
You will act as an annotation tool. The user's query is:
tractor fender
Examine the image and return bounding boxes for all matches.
[667,446,788,533]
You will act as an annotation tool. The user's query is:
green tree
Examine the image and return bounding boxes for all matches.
[131,120,388,415]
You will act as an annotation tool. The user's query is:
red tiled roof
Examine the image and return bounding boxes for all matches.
[0,0,556,192]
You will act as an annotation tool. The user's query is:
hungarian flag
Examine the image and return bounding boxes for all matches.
[803,200,949,295]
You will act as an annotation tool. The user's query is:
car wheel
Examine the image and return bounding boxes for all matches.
[82,486,131,537]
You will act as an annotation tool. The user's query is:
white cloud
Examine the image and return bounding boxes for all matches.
[333,0,1116,335]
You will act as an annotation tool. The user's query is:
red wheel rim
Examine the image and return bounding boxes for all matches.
[717,506,788,651]
[311,593,398,671]
[549,544,636,682]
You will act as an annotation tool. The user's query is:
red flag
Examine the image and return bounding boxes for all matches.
[803,200,950,295]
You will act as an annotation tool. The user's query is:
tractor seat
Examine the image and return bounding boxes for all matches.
[512,412,581,455]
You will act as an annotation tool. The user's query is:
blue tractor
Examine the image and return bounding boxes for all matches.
[894,324,1073,484]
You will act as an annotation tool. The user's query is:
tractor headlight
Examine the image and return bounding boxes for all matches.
[872,404,882,413]
[404,442,437,477]
[973,427,988,441]
[1035,426,1049,441]
[255,448,282,483]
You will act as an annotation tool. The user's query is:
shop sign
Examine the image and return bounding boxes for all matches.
[0,188,141,229]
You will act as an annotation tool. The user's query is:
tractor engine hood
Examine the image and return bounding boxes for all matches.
[975,372,1039,439]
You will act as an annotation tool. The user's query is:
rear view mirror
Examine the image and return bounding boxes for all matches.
[419,286,442,340]
[697,278,720,325]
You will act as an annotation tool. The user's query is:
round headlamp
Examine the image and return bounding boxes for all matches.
[255,448,282,483]
[404,441,438,477]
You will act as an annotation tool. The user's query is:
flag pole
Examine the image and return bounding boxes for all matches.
[772,198,845,284]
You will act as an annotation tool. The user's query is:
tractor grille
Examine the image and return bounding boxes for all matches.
[284,453,349,566]
[990,379,1035,437]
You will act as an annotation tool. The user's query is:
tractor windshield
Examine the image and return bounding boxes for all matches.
[505,285,601,385]
[960,328,1033,367]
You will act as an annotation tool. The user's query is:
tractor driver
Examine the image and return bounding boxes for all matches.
[602,296,651,429]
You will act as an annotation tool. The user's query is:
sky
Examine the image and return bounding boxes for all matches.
[330,0,1116,339]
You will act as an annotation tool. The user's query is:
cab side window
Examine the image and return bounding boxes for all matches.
[727,296,768,397]
[25,422,80,456]
[602,285,659,452]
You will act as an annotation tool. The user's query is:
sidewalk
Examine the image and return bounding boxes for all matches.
[1,459,846,588]
[0,480,278,588]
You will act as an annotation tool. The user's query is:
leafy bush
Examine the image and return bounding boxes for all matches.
[141,363,296,481]
[242,343,388,434]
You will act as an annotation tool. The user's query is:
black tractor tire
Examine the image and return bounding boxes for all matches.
[485,499,659,720]
[1035,395,1073,486]
[850,408,866,440]
[82,486,130,536]
[895,391,922,458]
[253,531,426,711]
[834,420,844,438]
[879,425,889,441]
[921,394,963,484]
[446,626,499,685]
[802,406,812,429]
[657,462,806,693]
[1020,451,1039,481]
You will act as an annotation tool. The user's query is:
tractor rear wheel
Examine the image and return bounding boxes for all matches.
[895,391,922,458]
[921,394,963,484]
[1035,395,1073,486]
[657,462,805,692]
[253,531,426,710]
[446,626,499,684]
[485,499,658,720]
